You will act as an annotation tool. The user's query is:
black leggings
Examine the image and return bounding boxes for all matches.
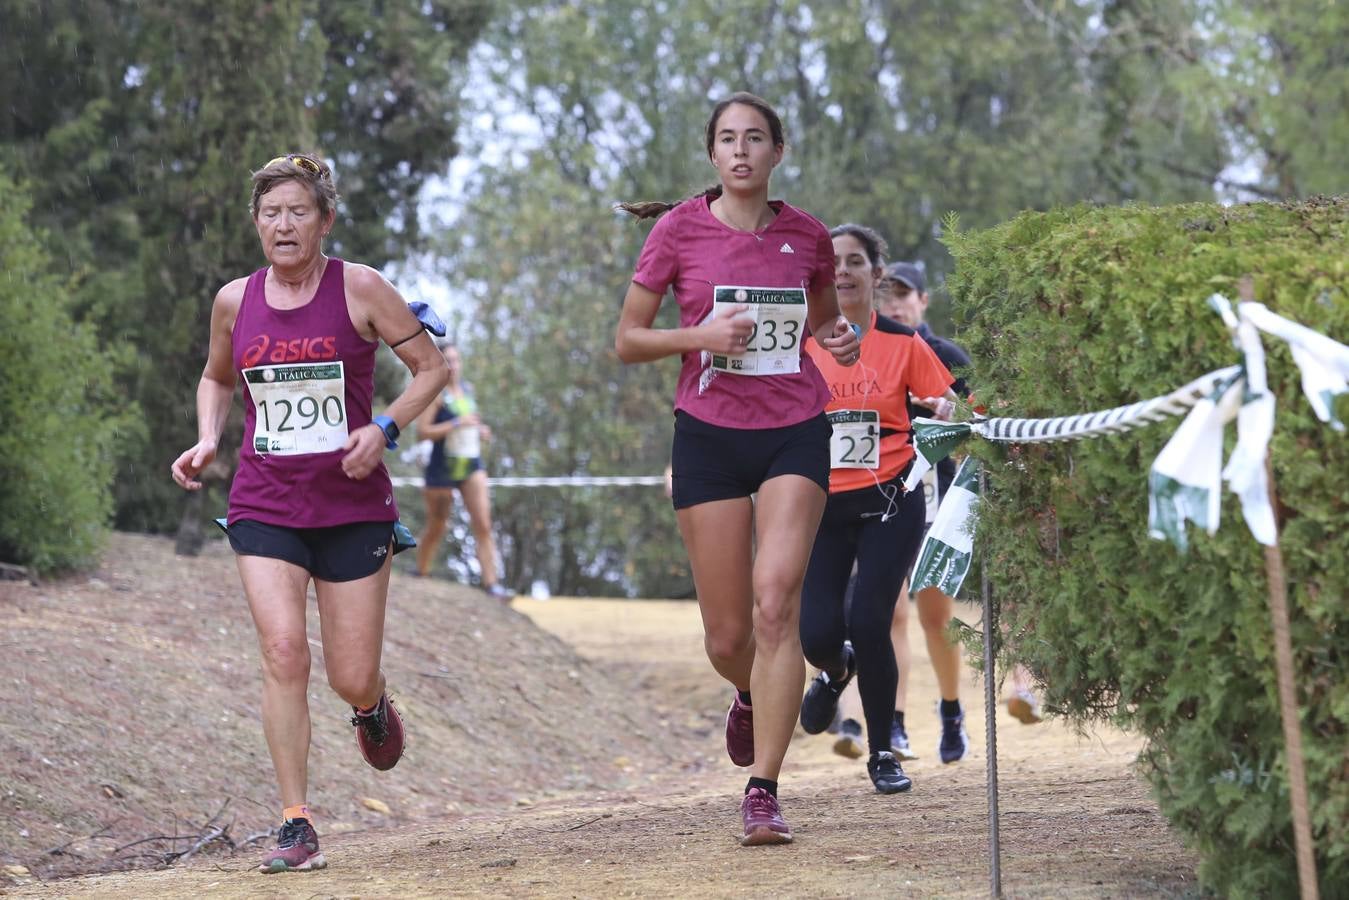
[800,474,926,754]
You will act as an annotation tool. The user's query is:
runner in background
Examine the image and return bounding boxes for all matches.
[615,92,860,845]
[414,341,513,602]
[883,266,1044,734]
[876,261,977,761]
[171,153,448,873]
[798,224,958,794]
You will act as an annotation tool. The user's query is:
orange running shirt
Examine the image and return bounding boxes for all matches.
[805,310,954,493]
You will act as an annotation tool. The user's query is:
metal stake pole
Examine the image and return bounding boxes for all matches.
[980,467,1002,897]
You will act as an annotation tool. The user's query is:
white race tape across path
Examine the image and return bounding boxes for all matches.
[390,475,666,488]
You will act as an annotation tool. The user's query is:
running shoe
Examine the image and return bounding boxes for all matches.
[938,703,969,764]
[890,718,919,761]
[799,642,856,735]
[351,693,404,771]
[740,787,792,846]
[485,582,515,602]
[1006,688,1043,725]
[258,818,326,874]
[867,751,913,794]
[724,694,755,767]
[831,718,865,759]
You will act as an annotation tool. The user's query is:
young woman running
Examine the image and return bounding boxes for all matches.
[414,341,512,600]
[797,224,958,793]
[614,92,859,845]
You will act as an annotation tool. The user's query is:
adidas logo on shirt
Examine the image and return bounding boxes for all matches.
[779,243,795,254]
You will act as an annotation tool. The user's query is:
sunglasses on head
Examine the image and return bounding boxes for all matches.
[264,154,330,179]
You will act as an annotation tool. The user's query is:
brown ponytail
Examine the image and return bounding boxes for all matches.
[616,185,724,220]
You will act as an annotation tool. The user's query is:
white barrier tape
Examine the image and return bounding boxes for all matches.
[390,475,667,488]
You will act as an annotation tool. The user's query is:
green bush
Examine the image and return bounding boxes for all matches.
[0,166,139,574]
[945,198,1347,898]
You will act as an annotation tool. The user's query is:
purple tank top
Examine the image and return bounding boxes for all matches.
[227,258,397,528]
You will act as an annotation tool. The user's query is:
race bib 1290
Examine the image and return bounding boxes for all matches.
[244,361,348,456]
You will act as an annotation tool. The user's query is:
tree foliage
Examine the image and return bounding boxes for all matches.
[434,158,689,597]
[0,0,490,543]
[0,167,137,573]
[945,197,1348,896]
[437,0,1287,592]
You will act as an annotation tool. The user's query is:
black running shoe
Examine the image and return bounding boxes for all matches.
[938,702,970,764]
[799,642,856,735]
[867,751,913,794]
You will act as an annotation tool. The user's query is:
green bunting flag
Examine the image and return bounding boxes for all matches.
[898,295,1346,564]
[912,457,982,597]
[904,420,975,492]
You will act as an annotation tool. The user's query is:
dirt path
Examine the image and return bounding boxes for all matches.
[10,596,1196,898]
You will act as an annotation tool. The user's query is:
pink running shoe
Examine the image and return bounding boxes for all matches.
[258,818,326,873]
[351,693,404,771]
[740,787,792,846]
[724,694,754,767]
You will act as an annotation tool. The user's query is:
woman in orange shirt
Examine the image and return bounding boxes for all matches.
[797,223,957,794]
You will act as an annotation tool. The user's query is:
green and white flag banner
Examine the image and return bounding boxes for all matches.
[1210,295,1278,545]
[902,366,1243,494]
[1147,370,1245,550]
[1232,298,1349,432]
[912,456,982,596]
[893,297,1347,561]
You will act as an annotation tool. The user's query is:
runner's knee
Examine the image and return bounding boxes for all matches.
[917,592,953,634]
[705,621,753,663]
[751,592,799,647]
[259,635,310,683]
[326,663,381,705]
[800,629,844,670]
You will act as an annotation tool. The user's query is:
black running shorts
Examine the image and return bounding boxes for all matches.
[226,519,395,582]
[670,410,831,510]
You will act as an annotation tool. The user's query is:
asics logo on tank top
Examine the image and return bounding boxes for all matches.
[240,334,339,368]
[831,379,881,401]
[779,242,794,254]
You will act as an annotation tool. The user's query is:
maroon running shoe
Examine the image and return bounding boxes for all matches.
[351,693,404,771]
[739,787,792,846]
[724,694,754,767]
[258,818,326,873]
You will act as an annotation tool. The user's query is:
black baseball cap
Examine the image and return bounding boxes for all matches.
[884,261,925,293]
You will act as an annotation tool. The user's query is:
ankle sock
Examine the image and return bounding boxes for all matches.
[745,777,777,797]
[283,803,311,823]
[737,689,752,707]
[940,698,962,718]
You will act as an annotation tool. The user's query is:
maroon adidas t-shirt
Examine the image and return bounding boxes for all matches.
[632,196,834,429]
